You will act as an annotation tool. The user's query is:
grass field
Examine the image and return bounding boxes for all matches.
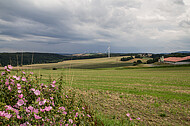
[1,57,190,125]
[14,65,189,125]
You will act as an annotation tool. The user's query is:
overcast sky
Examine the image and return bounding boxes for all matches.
[0,0,190,53]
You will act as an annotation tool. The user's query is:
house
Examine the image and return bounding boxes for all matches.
[164,56,190,64]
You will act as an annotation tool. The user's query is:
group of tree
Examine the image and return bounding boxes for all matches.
[133,60,143,66]
[120,56,134,61]
[0,53,68,66]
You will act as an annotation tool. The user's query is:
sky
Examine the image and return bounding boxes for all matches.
[0,0,190,54]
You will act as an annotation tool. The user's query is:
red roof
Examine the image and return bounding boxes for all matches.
[164,56,190,62]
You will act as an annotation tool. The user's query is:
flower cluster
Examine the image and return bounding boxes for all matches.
[126,113,142,122]
[0,65,94,126]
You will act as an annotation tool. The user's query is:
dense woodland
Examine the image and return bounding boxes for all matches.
[0,53,68,66]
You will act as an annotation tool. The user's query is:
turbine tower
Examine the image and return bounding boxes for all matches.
[107,45,110,58]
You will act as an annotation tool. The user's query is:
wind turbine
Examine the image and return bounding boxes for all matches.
[107,45,111,58]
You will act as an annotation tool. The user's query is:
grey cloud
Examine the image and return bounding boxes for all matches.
[0,0,190,53]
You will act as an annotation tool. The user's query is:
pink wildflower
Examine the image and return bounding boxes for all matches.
[5,80,9,86]
[137,117,141,120]
[59,106,65,110]
[82,107,85,110]
[130,118,133,121]
[34,114,42,119]
[17,83,21,89]
[22,71,26,74]
[52,81,56,84]
[33,109,39,114]
[4,113,12,119]
[13,109,19,115]
[28,106,34,111]
[18,94,23,98]
[20,122,27,126]
[39,100,46,106]
[52,101,55,106]
[17,99,24,106]
[0,111,5,116]
[30,72,33,74]
[87,114,91,117]
[30,88,35,92]
[8,65,13,69]
[126,113,130,117]
[1,72,5,76]
[63,111,67,115]
[36,97,41,102]
[8,85,11,91]
[16,76,20,80]
[17,114,22,119]
[40,108,45,112]
[69,119,73,124]
[34,90,40,96]
[4,66,7,70]
[44,106,52,111]
[51,83,55,87]
[75,112,78,117]
[25,108,30,113]
[5,105,13,111]
[18,90,22,93]
[65,124,69,126]
[14,76,20,81]
[4,105,19,115]
[22,77,26,81]
[50,97,53,100]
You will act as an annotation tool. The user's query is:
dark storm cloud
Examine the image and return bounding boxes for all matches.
[0,0,190,53]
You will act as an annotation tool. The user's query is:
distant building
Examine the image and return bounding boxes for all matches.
[164,56,190,64]
[159,56,164,62]
[138,53,152,57]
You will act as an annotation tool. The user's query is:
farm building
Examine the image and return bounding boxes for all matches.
[163,56,190,64]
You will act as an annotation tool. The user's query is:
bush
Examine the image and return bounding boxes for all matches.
[0,65,95,125]
[146,59,154,64]
[121,56,134,61]
[133,60,142,66]
[52,68,57,70]
[137,60,142,64]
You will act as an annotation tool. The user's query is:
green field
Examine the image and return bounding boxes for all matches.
[1,57,190,125]
[18,65,189,125]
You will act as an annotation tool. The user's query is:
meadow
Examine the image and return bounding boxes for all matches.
[0,57,190,125]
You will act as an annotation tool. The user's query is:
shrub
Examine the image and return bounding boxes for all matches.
[121,56,134,61]
[137,60,142,64]
[146,59,154,64]
[52,68,57,70]
[0,65,95,125]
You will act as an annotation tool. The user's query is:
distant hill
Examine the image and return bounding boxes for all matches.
[174,51,190,53]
